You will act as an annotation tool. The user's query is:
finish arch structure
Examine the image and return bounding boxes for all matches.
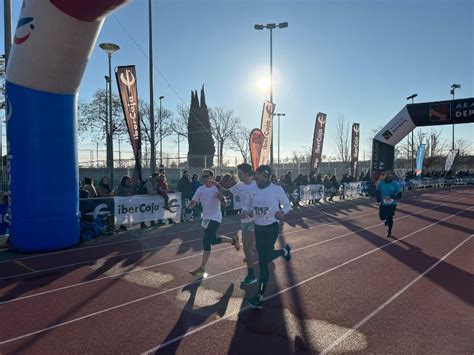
[6,0,131,252]
[371,97,474,181]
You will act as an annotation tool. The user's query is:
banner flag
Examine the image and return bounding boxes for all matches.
[249,128,265,172]
[444,149,459,172]
[259,100,275,165]
[415,144,426,176]
[115,65,142,182]
[310,113,327,172]
[351,123,360,177]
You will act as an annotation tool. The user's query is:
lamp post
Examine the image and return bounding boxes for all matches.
[159,95,165,166]
[148,0,156,173]
[450,84,461,150]
[254,21,288,168]
[273,112,286,172]
[406,94,417,171]
[99,42,120,188]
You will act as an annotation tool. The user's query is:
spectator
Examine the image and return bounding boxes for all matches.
[83,177,97,198]
[316,173,323,184]
[116,175,135,196]
[96,176,114,197]
[116,176,135,231]
[340,173,350,200]
[144,173,160,227]
[157,174,174,225]
[191,173,203,220]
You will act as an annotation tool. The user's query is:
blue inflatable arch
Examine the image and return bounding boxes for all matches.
[6,0,130,252]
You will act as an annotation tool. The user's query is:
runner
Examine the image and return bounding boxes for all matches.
[376,171,402,238]
[242,165,292,310]
[186,169,240,278]
[228,163,258,286]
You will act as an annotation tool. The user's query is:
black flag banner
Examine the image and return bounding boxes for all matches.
[351,123,360,177]
[116,65,142,182]
[310,113,327,172]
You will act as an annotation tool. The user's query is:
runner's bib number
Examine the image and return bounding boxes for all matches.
[383,197,394,204]
[201,219,210,229]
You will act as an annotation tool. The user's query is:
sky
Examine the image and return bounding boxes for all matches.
[1,0,473,164]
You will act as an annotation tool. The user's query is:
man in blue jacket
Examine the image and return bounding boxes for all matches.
[376,171,402,238]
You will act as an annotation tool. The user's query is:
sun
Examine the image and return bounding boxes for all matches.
[257,76,271,92]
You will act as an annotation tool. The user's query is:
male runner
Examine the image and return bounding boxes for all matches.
[187,169,240,278]
[228,163,258,286]
[242,165,292,310]
[376,171,402,238]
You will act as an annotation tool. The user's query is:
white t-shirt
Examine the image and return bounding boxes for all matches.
[192,185,222,223]
[230,180,257,223]
[244,183,291,226]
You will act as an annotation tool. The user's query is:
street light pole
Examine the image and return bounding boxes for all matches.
[99,43,120,188]
[254,22,288,168]
[273,112,286,168]
[159,95,165,166]
[148,0,156,173]
[406,94,417,171]
[450,84,460,150]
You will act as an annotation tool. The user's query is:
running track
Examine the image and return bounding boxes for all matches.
[0,187,472,354]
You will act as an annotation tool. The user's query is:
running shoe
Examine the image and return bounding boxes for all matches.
[240,274,257,286]
[283,244,292,261]
[386,231,392,238]
[232,236,241,251]
[247,295,264,310]
[190,267,205,277]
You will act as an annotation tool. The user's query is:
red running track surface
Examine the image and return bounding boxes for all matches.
[0,187,472,354]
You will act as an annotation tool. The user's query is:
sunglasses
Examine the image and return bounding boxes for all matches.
[201,175,210,178]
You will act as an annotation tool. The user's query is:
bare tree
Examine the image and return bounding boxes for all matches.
[209,106,240,168]
[333,114,351,164]
[427,128,449,158]
[229,124,250,163]
[171,103,190,138]
[138,99,174,151]
[78,89,127,143]
[455,138,472,156]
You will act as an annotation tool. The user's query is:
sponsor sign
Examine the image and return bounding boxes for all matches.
[374,106,416,146]
[259,101,275,165]
[444,149,459,172]
[310,113,327,171]
[299,184,324,202]
[415,144,426,176]
[79,193,182,227]
[116,65,142,182]
[351,123,360,177]
[249,128,265,172]
[343,182,362,198]
[114,193,182,225]
[79,197,115,230]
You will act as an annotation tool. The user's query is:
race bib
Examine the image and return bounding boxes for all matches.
[383,197,394,204]
[201,219,210,229]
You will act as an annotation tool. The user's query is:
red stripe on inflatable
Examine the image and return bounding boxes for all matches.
[50,0,129,22]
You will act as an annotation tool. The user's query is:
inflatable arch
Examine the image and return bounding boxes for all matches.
[6,0,130,252]
[371,97,474,181]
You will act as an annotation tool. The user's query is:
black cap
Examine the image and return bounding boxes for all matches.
[256,165,272,179]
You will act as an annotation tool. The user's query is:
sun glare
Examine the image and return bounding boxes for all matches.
[257,76,271,92]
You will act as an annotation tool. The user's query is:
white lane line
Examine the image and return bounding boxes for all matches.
[142,206,473,353]
[0,209,380,302]
[0,197,368,265]
[320,234,474,355]
[0,207,380,281]
[0,203,470,346]
[0,186,455,264]
[0,194,463,302]
[0,192,457,281]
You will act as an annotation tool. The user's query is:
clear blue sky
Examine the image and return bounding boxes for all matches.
[2,0,473,162]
